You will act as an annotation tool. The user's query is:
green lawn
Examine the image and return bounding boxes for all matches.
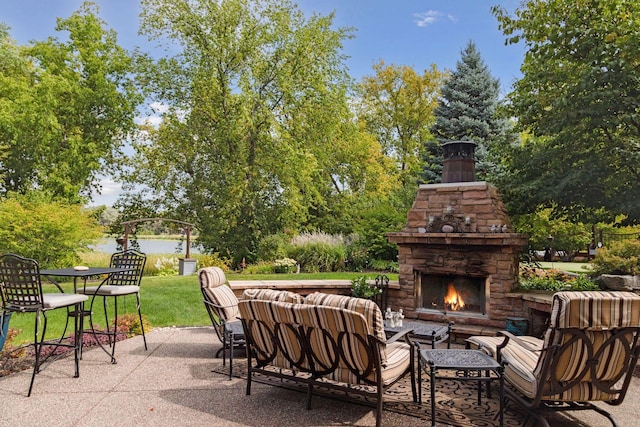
[6,264,596,347]
[4,271,392,346]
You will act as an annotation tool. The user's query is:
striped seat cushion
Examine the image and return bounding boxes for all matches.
[198,267,239,320]
[242,288,303,304]
[466,335,543,359]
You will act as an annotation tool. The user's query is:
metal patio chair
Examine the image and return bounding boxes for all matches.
[77,249,147,363]
[0,254,88,396]
[468,291,640,427]
[198,266,245,379]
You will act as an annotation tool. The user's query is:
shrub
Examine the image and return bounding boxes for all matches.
[197,252,231,270]
[590,239,640,276]
[518,266,600,292]
[242,261,275,274]
[274,258,297,273]
[350,276,382,299]
[152,256,179,276]
[345,235,370,271]
[0,191,102,268]
[287,232,347,272]
[256,234,289,261]
[115,313,151,337]
[369,259,399,272]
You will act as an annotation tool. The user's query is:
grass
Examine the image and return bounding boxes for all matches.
[4,253,590,347]
[4,270,396,347]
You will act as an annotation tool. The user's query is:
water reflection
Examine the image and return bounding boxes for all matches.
[90,238,200,255]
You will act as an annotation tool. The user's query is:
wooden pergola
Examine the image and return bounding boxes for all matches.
[119,218,196,259]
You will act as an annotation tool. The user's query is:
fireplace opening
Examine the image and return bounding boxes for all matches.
[420,274,488,315]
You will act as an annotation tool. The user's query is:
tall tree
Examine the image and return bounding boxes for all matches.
[357,60,446,191]
[430,41,512,181]
[131,0,383,263]
[0,3,140,202]
[492,0,640,222]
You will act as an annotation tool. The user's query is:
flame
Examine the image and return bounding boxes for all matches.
[444,283,465,311]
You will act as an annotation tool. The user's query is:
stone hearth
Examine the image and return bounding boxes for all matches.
[387,181,528,328]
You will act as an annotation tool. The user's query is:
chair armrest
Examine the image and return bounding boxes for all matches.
[386,328,414,344]
[497,330,541,352]
[494,330,543,364]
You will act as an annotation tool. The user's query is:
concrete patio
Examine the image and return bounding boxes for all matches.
[1,326,639,426]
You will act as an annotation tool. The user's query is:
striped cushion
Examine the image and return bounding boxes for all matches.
[466,335,543,359]
[242,288,303,304]
[550,291,640,329]
[238,300,410,385]
[198,267,239,320]
[303,292,386,343]
[501,291,640,402]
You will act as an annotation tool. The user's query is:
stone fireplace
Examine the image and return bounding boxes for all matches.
[386,181,528,328]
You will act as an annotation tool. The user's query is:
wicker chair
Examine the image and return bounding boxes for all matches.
[198,267,245,379]
[0,254,88,396]
[467,291,640,427]
[77,249,147,363]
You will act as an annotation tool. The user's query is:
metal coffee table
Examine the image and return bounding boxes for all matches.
[420,349,504,427]
[385,320,453,349]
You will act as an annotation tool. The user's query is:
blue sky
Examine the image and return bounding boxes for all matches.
[2,0,526,206]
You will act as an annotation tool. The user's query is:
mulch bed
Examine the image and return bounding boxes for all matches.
[0,330,128,377]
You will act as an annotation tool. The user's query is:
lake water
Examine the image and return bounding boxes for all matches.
[91,238,201,255]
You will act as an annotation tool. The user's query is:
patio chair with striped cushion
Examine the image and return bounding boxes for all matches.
[198,266,245,378]
[468,291,640,427]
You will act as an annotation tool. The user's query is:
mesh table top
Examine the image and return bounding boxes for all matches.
[420,349,500,370]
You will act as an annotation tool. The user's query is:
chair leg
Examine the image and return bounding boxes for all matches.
[27,311,45,397]
[72,302,82,378]
[136,293,147,350]
[228,331,234,380]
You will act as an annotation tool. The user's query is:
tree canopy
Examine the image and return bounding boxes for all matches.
[431,41,513,181]
[493,0,640,222]
[126,0,393,263]
[0,3,140,202]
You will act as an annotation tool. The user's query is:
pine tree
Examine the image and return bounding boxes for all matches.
[429,41,512,181]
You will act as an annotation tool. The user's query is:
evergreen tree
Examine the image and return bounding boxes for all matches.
[429,41,511,181]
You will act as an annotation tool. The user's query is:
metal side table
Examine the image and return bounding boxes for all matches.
[420,349,504,427]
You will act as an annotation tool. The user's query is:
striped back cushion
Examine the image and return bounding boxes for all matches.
[295,303,377,383]
[242,288,303,304]
[198,267,239,320]
[303,292,386,343]
[534,291,640,385]
[550,291,640,329]
[238,299,303,370]
[238,300,379,382]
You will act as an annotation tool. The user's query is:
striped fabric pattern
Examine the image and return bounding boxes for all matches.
[242,288,304,304]
[238,299,411,386]
[550,291,640,329]
[497,291,640,402]
[303,292,386,342]
[198,267,239,320]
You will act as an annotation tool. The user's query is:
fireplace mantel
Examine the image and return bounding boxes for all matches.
[387,232,527,247]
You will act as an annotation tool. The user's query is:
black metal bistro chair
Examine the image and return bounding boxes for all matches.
[0,254,88,396]
[77,249,147,363]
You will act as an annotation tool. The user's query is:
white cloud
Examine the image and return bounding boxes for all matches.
[98,178,122,196]
[414,10,457,27]
[414,10,442,27]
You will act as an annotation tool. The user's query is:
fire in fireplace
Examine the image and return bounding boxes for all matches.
[419,274,488,316]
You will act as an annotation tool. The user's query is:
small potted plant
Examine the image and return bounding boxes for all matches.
[350,276,382,299]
